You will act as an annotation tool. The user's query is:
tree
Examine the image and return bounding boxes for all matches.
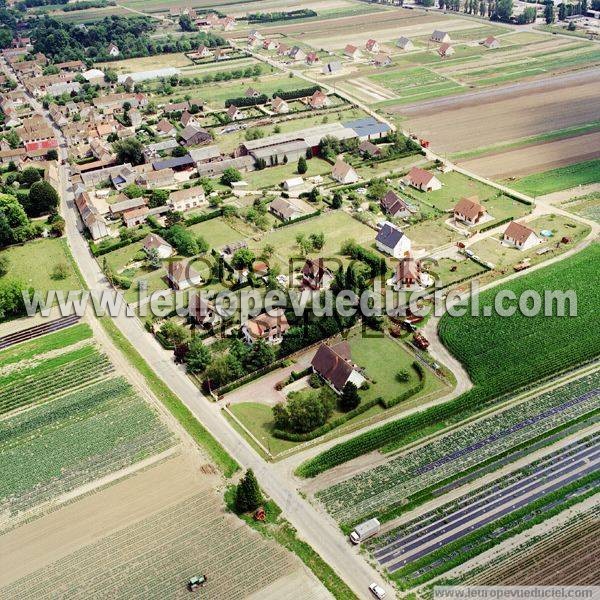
[297,155,308,174]
[4,129,19,149]
[231,247,255,271]
[51,262,69,280]
[179,14,196,31]
[0,279,29,322]
[331,190,343,209]
[545,1,555,22]
[104,69,118,84]
[204,354,244,389]
[186,336,211,373]
[165,225,199,256]
[49,215,65,237]
[558,2,566,19]
[28,181,59,216]
[243,339,275,372]
[0,193,31,248]
[273,388,334,433]
[123,184,144,199]
[149,188,169,208]
[0,254,9,277]
[396,369,410,383]
[113,137,144,165]
[259,243,275,260]
[366,179,387,202]
[145,247,161,269]
[309,232,325,250]
[340,382,360,412]
[235,469,263,513]
[159,320,190,346]
[46,149,58,161]
[19,167,42,188]
[496,0,513,19]
[220,167,243,186]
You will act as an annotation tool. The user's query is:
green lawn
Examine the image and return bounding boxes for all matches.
[0,237,81,294]
[250,211,376,270]
[242,158,332,190]
[406,171,514,212]
[511,159,600,196]
[188,216,249,248]
[430,256,487,288]
[404,218,460,250]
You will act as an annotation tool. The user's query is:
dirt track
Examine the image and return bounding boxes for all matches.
[396,69,600,153]
[459,130,600,179]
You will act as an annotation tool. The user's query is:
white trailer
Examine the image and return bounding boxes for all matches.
[350,518,380,544]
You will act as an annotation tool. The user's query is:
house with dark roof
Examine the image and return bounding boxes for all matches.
[431,30,451,43]
[396,36,414,50]
[301,258,334,290]
[322,61,342,75]
[179,124,211,147]
[358,140,383,158]
[269,198,302,222]
[311,342,365,393]
[376,221,411,258]
[381,190,411,218]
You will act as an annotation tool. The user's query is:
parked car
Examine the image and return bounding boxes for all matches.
[369,583,386,599]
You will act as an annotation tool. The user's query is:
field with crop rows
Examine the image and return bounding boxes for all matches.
[368,435,600,587]
[2,490,299,599]
[446,506,600,587]
[439,244,600,393]
[316,371,599,525]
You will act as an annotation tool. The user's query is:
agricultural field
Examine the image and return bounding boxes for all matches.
[314,369,599,526]
[368,434,599,587]
[0,323,175,516]
[296,244,600,477]
[0,453,329,600]
[561,191,600,224]
[446,507,600,586]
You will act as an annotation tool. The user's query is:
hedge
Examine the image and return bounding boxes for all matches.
[275,209,321,228]
[274,85,321,101]
[215,359,287,397]
[184,207,223,226]
[225,94,268,107]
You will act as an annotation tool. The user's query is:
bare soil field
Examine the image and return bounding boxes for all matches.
[459,130,600,179]
[0,453,329,599]
[397,70,600,152]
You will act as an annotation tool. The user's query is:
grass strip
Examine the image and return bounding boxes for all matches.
[224,487,357,600]
[100,316,239,477]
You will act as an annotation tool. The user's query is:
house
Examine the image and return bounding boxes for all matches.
[431,30,451,43]
[156,119,177,137]
[107,43,120,57]
[263,39,279,51]
[169,185,206,212]
[438,43,455,58]
[111,165,136,191]
[405,167,442,192]
[311,342,365,394]
[277,43,291,56]
[196,45,212,58]
[289,46,306,61]
[301,258,334,291]
[189,293,221,328]
[322,61,342,75]
[309,90,329,109]
[269,198,302,222]
[245,87,260,98]
[344,44,362,61]
[271,96,289,114]
[110,196,148,218]
[358,140,383,158]
[143,233,173,259]
[391,254,433,291]
[122,206,149,228]
[242,309,289,345]
[376,221,411,258]
[227,105,244,121]
[180,111,198,128]
[331,159,359,184]
[166,260,202,290]
[283,176,304,191]
[453,196,487,226]
[141,168,175,189]
[74,191,109,240]
[306,51,320,65]
[374,53,391,67]
[179,124,211,146]
[381,190,411,218]
[220,16,236,31]
[366,39,380,53]
[396,36,414,51]
[503,221,540,251]
[482,35,500,49]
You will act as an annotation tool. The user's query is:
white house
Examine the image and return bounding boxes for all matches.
[397,36,414,51]
[271,96,289,114]
[331,158,359,184]
[107,43,120,57]
[365,39,380,53]
[169,186,206,212]
[227,105,244,121]
[166,261,202,290]
[503,221,541,251]
[143,233,173,259]
[482,35,500,49]
[344,44,362,61]
[431,30,451,43]
[405,167,442,192]
[438,43,455,58]
[375,221,411,258]
[242,309,290,345]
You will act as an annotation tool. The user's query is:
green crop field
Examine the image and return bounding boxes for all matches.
[511,159,600,196]
[297,244,600,477]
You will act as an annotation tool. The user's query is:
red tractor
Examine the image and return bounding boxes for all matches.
[413,332,430,350]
